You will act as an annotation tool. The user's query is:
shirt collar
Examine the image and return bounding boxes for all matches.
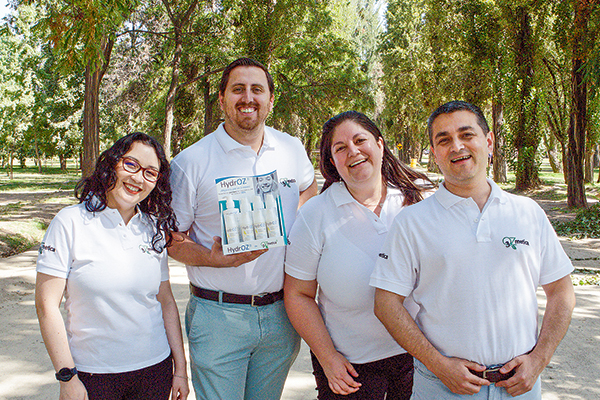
[214,123,273,154]
[330,181,402,208]
[81,201,144,227]
[434,178,507,209]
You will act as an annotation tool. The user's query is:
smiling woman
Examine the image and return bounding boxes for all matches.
[34,132,190,400]
[105,141,162,224]
[284,111,435,400]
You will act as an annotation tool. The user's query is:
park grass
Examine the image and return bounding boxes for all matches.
[1,160,599,255]
[0,220,47,256]
[0,165,80,256]
[0,166,80,192]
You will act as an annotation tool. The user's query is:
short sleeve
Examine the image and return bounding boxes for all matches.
[285,211,321,281]
[36,213,73,279]
[159,249,170,281]
[169,159,196,232]
[369,217,417,297]
[538,207,574,285]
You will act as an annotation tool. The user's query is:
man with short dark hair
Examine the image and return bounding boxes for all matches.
[370,100,575,399]
[169,57,318,400]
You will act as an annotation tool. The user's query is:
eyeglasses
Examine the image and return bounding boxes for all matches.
[121,157,160,183]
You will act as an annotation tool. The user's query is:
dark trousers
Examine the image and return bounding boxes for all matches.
[311,351,413,400]
[77,354,172,400]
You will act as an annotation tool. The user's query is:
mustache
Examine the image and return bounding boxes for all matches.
[236,101,260,108]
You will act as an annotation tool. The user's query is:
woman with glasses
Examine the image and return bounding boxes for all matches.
[284,111,433,399]
[35,132,189,400]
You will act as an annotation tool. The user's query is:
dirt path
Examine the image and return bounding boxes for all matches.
[0,190,76,257]
[0,184,598,399]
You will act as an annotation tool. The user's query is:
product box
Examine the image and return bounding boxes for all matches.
[216,171,287,254]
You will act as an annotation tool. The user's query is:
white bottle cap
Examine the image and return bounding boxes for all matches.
[253,195,265,210]
[240,197,252,213]
[226,195,237,211]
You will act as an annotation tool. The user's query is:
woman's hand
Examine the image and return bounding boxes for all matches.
[171,374,190,400]
[59,378,88,400]
[321,352,361,395]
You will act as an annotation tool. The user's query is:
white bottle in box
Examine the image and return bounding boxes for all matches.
[239,197,255,242]
[264,193,281,238]
[252,196,268,240]
[223,195,240,244]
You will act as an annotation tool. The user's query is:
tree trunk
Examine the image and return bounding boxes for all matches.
[492,99,507,183]
[594,144,599,183]
[566,0,590,208]
[81,38,114,178]
[162,35,182,161]
[396,126,411,164]
[8,149,13,180]
[34,140,42,173]
[513,7,540,191]
[584,145,593,183]
[171,121,186,157]
[82,64,101,178]
[543,130,562,174]
[547,147,562,174]
[597,146,600,183]
[161,0,200,158]
[203,58,214,137]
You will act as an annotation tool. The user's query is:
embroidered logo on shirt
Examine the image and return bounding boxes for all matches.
[139,244,152,254]
[378,253,389,259]
[279,178,296,188]
[502,237,530,250]
[39,242,56,254]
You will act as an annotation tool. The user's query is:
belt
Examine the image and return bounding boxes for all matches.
[190,284,283,307]
[470,367,515,383]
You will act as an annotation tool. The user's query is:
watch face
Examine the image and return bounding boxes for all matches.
[56,367,77,382]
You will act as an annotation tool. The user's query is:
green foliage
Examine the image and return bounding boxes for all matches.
[552,203,600,239]
[0,4,42,167]
[571,269,600,286]
[0,233,37,256]
[0,0,596,186]
[34,0,140,72]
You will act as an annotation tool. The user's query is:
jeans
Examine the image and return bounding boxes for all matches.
[412,360,541,400]
[185,293,300,400]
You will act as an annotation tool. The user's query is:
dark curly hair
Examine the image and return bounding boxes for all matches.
[74,132,177,252]
[320,111,435,206]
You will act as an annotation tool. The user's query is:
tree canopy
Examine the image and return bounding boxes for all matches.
[1,0,598,206]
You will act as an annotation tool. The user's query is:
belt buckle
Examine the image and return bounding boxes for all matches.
[251,293,271,307]
[482,367,500,380]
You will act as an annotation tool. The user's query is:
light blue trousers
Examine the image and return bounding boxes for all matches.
[185,293,300,400]
[412,360,541,400]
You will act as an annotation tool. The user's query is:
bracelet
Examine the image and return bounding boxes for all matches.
[174,374,188,380]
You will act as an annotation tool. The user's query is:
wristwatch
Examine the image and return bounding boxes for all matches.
[55,367,78,382]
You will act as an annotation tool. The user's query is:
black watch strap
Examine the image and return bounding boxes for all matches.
[55,367,78,382]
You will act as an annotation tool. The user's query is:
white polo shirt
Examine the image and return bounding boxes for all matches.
[286,182,416,363]
[170,123,314,295]
[370,180,573,366]
[37,203,171,373]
